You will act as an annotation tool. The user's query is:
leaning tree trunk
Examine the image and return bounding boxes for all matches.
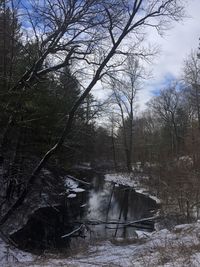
[0,24,134,224]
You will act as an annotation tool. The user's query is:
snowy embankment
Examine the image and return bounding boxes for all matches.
[1,172,197,266]
[2,222,200,266]
[105,172,161,204]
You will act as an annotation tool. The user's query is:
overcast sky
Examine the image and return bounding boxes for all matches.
[137,0,200,111]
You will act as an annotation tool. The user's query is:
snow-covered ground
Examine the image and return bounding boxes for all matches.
[1,172,197,267]
[105,172,161,204]
[2,222,200,266]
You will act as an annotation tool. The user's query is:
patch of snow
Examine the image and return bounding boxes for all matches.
[42,169,52,175]
[190,253,200,267]
[132,162,143,171]
[135,190,161,204]
[148,195,161,204]
[105,173,136,187]
[73,163,92,170]
[135,230,152,239]
[0,238,36,266]
[3,222,200,266]
[72,187,85,193]
[105,173,161,204]
[67,193,77,198]
[64,176,78,189]
[174,223,191,231]
[176,156,193,169]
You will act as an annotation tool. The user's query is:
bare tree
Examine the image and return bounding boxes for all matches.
[109,57,145,171]
[148,83,184,157]
[183,50,200,130]
[0,0,185,224]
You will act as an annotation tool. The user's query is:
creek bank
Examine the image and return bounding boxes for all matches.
[1,164,93,253]
[4,167,160,255]
[2,222,200,266]
[1,168,199,266]
[105,172,161,204]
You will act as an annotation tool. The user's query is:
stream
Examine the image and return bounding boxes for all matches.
[65,172,158,239]
[11,171,159,253]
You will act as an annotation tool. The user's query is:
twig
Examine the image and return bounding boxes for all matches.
[61,224,84,238]
[74,216,160,226]
[66,175,91,186]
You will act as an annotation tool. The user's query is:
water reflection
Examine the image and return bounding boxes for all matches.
[69,173,158,239]
[10,173,158,252]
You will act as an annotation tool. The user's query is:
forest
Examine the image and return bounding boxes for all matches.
[0,0,200,266]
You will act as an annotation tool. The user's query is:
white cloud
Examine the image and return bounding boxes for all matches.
[138,0,200,110]
[92,0,200,114]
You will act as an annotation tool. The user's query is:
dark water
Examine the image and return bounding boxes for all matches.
[11,172,158,252]
[67,173,158,239]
